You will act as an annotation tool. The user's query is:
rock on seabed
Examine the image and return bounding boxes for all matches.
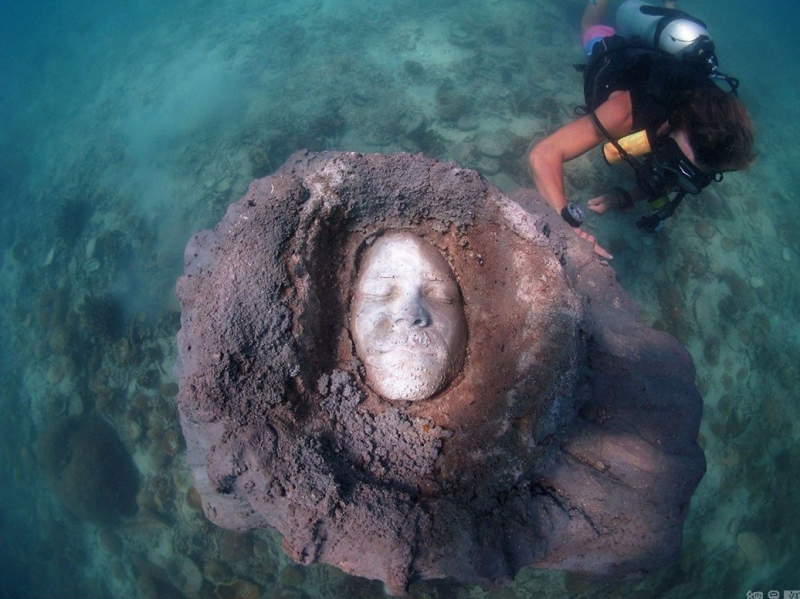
[175,151,706,594]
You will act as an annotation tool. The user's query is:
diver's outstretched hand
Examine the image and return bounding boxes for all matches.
[587,193,617,215]
[579,194,614,258]
[572,226,613,260]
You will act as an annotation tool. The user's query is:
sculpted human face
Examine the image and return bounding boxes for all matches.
[351,234,467,401]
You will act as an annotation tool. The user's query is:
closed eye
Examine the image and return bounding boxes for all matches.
[423,284,459,304]
[361,284,396,301]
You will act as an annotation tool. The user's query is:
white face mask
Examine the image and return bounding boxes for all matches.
[351,234,468,401]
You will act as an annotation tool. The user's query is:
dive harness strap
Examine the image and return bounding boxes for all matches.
[578,104,686,233]
[577,105,645,173]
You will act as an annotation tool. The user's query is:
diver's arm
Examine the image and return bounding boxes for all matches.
[528,91,633,259]
[528,91,633,215]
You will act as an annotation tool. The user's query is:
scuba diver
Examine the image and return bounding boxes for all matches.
[528,0,756,259]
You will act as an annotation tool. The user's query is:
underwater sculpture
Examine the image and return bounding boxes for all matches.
[350,232,468,401]
[175,151,706,593]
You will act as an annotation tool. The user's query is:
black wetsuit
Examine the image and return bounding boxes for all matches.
[582,35,715,136]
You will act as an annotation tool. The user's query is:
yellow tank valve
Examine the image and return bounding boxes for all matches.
[602,130,653,165]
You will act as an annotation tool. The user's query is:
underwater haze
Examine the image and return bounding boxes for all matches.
[1,0,799,597]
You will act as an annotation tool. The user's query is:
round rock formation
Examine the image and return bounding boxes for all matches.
[175,151,706,593]
[38,416,139,524]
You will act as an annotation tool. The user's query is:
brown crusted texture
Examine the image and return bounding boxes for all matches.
[175,151,705,594]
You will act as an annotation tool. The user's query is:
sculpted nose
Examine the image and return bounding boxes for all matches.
[394,296,431,328]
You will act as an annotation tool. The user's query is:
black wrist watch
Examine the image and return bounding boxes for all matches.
[561,203,585,227]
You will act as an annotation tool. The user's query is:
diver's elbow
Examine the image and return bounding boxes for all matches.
[528,140,557,181]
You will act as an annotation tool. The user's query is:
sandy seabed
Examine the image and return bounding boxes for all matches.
[1,0,798,597]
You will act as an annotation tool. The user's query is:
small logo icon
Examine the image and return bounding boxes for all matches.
[746,592,763,599]
[785,591,800,599]
[769,592,780,599]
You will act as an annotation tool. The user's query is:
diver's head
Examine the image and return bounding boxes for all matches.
[669,87,756,173]
[635,85,756,200]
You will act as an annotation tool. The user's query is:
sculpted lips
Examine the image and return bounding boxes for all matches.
[376,331,441,351]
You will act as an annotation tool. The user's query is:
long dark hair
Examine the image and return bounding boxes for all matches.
[669,86,756,172]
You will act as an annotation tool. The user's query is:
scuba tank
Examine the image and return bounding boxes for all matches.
[615,0,717,68]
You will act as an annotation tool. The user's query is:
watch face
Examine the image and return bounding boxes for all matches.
[563,203,585,226]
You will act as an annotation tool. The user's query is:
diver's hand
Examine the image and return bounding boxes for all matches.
[586,193,617,214]
[572,226,613,260]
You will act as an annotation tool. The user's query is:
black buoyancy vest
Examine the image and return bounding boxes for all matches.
[583,35,715,136]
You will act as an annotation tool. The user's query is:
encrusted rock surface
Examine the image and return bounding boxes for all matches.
[175,151,705,593]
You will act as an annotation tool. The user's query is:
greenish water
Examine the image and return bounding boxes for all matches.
[1,0,798,597]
